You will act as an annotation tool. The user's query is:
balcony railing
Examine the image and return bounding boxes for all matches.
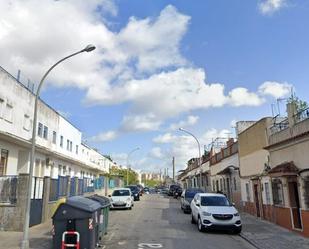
[294,107,309,123]
[269,118,289,135]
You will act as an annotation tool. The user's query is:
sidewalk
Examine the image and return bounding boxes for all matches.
[240,212,309,249]
[0,221,52,249]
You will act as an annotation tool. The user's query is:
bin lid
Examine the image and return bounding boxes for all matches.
[65,196,102,212]
[87,194,111,207]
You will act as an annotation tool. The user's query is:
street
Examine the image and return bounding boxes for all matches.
[103,194,255,249]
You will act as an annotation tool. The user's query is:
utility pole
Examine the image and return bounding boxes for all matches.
[172,157,175,183]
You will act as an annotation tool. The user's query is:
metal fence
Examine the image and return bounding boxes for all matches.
[0,176,18,204]
[58,176,68,197]
[49,178,58,201]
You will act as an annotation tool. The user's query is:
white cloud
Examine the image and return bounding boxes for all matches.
[149,147,164,159]
[89,130,118,142]
[228,87,265,107]
[121,113,162,132]
[259,81,292,99]
[169,115,199,130]
[258,0,287,15]
[153,133,176,144]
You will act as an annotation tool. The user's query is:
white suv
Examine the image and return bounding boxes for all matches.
[109,188,134,210]
[190,193,241,233]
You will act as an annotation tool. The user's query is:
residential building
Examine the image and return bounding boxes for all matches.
[210,139,241,208]
[264,102,309,237]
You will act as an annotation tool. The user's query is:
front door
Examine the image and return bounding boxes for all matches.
[254,184,261,217]
[288,181,302,229]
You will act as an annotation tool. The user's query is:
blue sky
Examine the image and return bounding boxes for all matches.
[1,0,309,173]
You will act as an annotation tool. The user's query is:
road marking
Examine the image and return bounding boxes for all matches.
[138,243,163,248]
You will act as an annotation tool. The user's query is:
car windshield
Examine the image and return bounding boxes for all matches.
[112,190,130,196]
[186,191,201,199]
[201,196,230,206]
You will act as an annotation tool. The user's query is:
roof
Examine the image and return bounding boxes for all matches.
[268,161,299,177]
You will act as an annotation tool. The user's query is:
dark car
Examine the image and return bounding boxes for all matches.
[126,185,140,201]
[173,186,183,199]
[168,184,180,196]
[180,188,204,213]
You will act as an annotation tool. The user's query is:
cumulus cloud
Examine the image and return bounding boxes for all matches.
[169,115,199,130]
[228,88,265,107]
[148,147,164,159]
[258,0,287,15]
[89,130,118,142]
[259,81,292,99]
[121,113,162,132]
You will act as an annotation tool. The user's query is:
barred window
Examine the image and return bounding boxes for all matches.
[303,177,309,209]
[246,183,251,202]
[264,182,271,204]
[272,179,284,205]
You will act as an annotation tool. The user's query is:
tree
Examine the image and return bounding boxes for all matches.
[287,95,308,113]
[109,166,139,185]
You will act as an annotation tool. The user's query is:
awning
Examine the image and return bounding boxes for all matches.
[268,161,299,177]
[217,165,239,175]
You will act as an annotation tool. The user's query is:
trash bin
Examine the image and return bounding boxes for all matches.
[87,194,111,244]
[52,196,101,249]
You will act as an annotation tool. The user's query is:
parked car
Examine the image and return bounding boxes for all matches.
[126,185,140,201]
[168,184,180,196]
[161,187,169,195]
[180,188,204,213]
[190,193,241,233]
[143,187,150,194]
[173,186,183,198]
[109,188,134,210]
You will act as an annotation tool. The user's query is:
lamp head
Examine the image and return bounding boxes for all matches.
[82,44,96,52]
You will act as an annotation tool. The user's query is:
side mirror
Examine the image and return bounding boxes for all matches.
[196,201,200,207]
[231,202,235,207]
[108,194,111,197]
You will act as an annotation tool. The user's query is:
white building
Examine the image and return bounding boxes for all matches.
[0,66,109,179]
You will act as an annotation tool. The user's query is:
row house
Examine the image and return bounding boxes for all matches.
[0,66,113,231]
[210,139,241,209]
[264,102,309,237]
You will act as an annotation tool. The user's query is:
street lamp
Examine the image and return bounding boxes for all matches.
[21,44,96,249]
[179,128,202,189]
[126,147,140,186]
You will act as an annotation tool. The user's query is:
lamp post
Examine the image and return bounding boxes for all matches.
[21,45,96,249]
[126,147,140,186]
[179,128,202,189]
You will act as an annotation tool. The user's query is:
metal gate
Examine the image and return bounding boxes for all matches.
[30,177,44,227]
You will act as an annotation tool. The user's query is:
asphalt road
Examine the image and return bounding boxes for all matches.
[102,194,256,249]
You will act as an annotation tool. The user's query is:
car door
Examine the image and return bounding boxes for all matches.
[191,194,199,219]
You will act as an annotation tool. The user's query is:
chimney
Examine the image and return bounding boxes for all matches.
[226,138,234,147]
[287,102,297,128]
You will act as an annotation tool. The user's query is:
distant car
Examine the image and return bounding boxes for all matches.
[173,186,183,198]
[180,188,204,213]
[168,184,180,196]
[109,188,134,210]
[144,187,150,194]
[161,188,169,195]
[190,193,241,233]
[126,185,140,201]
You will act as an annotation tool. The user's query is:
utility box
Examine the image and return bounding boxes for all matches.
[87,195,111,244]
[52,196,101,249]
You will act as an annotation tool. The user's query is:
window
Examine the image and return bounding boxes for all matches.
[234,177,237,191]
[23,114,31,131]
[272,179,284,205]
[220,178,223,191]
[43,126,48,139]
[246,183,251,202]
[4,103,13,123]
[38,123,43,137]
[0,98,4,118]
[66,139,70,150]
[52,131,57,144]
[265,182,271,205]
[0,149,9,176]
[70,141,73,152]
[304,177,309,209]
[223,178,226,191]
[212,180,215,191]
[76,145,79,154]
[60,136,63,147]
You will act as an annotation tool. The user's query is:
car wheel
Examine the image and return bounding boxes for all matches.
[191,214,196,224]
[198,217,205,232]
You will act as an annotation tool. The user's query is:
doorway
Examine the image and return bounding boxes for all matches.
[254,184,261,217]
[288,180,302,229]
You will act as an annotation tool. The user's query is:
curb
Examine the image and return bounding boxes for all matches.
[239,233,264,249]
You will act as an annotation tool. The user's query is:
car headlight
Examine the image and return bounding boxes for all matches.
[134,193,138,196]
[234,213,240,217]
[202,211,212,216]
[127,198,131,202]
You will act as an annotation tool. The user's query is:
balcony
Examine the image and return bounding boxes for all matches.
[269,108,309,146]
